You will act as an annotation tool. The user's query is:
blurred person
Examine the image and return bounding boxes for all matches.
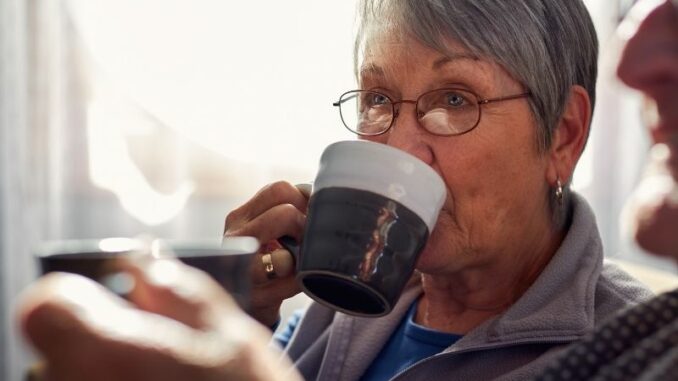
[534,0,678,379]
[622,0,678,260]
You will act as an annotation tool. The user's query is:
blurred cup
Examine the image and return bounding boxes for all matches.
[36,236,258,310]
[283,140,446,317]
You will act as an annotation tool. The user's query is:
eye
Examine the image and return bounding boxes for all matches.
[445,92,467,107]
[366,93,390,107]
[370,93,388,106]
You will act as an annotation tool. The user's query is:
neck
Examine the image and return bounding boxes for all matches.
[415,227,565,334]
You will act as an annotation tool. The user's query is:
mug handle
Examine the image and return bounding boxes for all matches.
[277,236,300,264]
[295,182,312,199]
[277,182,311,263]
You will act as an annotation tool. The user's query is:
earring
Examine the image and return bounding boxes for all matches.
[555,178,564,205]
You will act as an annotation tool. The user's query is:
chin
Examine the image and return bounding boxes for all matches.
[624,159,678,259]
[414,235,458,275]
[416,208,453,264]
[414,247,436,272]
[634,205,678,260]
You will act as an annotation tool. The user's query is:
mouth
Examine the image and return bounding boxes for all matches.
[649,141,678,182]
[643,94,678,138]
[642,94,678,180]
[668,145,678,181]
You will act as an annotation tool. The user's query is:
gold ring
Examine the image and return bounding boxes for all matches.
[262,253,276,280]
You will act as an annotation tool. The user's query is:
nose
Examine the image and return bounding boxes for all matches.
[384,101,435,164]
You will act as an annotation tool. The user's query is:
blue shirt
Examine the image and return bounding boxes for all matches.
[361,301,462,380]
[274,302,462,381]
[273,309,304,348]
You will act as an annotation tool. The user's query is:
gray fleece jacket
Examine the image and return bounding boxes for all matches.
[280,194,653,380]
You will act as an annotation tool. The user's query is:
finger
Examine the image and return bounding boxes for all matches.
[295,183,312,199]
[250,277,302,312]
[250,249,296,285]
[122,257,238,329]
[20,274,304,381]
[19,274,277,381]
[224,181,309,235]
[19,274,129,357]
[226,203,306,245]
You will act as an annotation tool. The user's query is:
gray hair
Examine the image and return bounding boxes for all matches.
[354,0,598,153]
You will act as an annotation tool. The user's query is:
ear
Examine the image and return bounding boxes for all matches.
[545,85,592,186]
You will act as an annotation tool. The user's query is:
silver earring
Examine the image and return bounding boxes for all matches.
[555,179,564,205]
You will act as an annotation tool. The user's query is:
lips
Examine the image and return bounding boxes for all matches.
[668,144,678,181]
[647,140,678,182]
[651,112,678,181]
[644,92,678,153]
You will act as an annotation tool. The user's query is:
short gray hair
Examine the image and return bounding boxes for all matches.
[354,0,598,152]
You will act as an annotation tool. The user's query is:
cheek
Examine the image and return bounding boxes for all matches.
[360,134,389,144]
[433,129,546,238]
[441,140,541,203]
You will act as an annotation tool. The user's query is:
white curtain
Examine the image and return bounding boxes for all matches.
[1,1,357,378]
[1,0,37,379]
[1,1,674,380]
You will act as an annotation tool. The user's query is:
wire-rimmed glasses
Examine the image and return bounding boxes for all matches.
[333,88,530,137]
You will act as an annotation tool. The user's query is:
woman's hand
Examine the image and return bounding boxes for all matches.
[224,181,309,327]
[18,258,302,381]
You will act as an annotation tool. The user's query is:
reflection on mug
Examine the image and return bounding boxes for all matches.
[359,200,398,282]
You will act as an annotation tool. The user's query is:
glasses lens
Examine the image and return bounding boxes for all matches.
[417,89,480,135]
[338,90,393,135]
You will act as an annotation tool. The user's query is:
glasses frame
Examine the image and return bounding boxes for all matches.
[333,88,531,137]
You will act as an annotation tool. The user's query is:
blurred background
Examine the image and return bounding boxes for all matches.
[1,1,674,379]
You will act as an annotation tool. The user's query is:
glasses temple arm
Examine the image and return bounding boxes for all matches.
[332,93,359,107]
[478,92,531,105]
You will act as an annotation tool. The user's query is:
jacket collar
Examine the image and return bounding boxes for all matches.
[327,281,423,381]
[457,192,603,349]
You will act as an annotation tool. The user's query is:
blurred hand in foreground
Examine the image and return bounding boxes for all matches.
[18,257,301,381]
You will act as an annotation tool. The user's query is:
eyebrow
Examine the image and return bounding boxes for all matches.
[359,63,385,78]
[431,54,478,69]
[360,53,478,78]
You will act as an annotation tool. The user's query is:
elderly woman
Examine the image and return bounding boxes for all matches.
[18,1,656,381]
[223,0,650,379]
